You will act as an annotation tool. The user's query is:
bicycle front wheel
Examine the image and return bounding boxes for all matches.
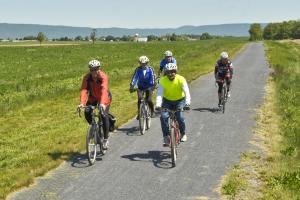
[222,84,227,113]
[146,104,151,130]
[139,102,146,135]
[170,125,177,167]
[86,124,97,165]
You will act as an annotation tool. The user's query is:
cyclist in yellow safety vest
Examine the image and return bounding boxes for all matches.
[155,63,191,146]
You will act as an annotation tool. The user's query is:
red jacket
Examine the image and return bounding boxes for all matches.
[80,70,111,106]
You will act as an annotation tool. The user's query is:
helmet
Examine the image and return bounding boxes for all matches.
[139,55,149,64]
[220,52,229,59]
[88,59,101,69]
[164,50,173,57]
[165,63,177,71]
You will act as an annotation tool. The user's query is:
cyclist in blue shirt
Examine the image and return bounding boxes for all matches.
[130,56,156,119]
[158,50,177,77]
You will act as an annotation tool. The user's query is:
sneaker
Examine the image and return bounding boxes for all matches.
[218,102,222,108]
[180,134,187,142]
[163,136,170,147]
[103,139,109,150]
[227,91,231,98]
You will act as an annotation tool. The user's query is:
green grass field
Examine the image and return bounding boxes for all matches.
[0,38,247,199]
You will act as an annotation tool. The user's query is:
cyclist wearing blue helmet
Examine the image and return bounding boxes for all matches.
[158,50,177,77]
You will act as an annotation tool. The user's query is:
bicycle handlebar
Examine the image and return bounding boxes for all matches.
[160,106,190,113]
[76,105,104,118]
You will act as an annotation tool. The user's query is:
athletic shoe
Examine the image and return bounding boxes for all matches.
[103,139,109,150]
[227,91,231,98]
[180,134,187,142]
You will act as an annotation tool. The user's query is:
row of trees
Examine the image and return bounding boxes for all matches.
[18,31,215,44]
[249,20,300,41]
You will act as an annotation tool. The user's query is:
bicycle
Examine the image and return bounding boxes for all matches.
[216,79,228,114]
[138,90,152,135]
[131,88,152,135]
[161,107,189,167]
[77,105,106,165]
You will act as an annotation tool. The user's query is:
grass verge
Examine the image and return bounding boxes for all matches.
[220,40,300,200]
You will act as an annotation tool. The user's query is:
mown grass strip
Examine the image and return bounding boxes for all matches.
[220,41,300,200]
[0,38,247,199]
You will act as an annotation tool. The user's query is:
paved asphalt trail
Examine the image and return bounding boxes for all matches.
[9,43,270,200]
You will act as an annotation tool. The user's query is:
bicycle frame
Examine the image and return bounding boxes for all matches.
[161,107,183,167]
[77,105,105,165]
[216,79,228,113]
[162,108,181,145]
[137,89,152,135]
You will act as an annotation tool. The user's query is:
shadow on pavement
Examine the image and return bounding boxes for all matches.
[193,107,221,113]
[67,153,103,168]
[121,150,173,169]
[69,153,91,168]
[47,151,93,168]
[117,126,141,136]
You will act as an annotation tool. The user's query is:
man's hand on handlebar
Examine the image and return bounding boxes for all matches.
[129,86,134,93]
[183,104,191,111]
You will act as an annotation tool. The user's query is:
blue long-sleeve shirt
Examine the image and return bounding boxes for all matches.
[130,65,155,90]
[159,58,177,71]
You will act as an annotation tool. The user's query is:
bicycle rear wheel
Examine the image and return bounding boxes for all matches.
[86,124,97,165]
[170,125,177,167]
[139,102,146,135]
[146,104,151,130]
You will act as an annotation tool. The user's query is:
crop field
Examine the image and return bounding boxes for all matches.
[0,38,247,199]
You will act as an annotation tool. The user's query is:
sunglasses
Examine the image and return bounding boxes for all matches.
[90,68,99,72]
[166,70,176,74]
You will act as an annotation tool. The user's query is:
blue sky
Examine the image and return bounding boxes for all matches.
[0,0,299,28]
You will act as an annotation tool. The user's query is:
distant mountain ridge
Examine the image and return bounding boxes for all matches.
[0,23,257,39]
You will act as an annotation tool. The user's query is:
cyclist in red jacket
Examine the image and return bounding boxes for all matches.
[78,59,111,149]
[215,52,234,107]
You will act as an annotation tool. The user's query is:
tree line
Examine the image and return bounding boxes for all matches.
[249,20,300,41]
[3,31,217,45]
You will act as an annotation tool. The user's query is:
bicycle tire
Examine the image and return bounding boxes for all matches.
[175,122,180,145]
[139,102,146,135]
[86,124,97,165]
[222,84,226,113]
[170,124,177,167]
[146,103,151,130]
[98,122,106,155]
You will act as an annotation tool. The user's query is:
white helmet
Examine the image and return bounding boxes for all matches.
[165,63,177,71]
[88,59,101,69]
[164,50,173,57]
[139,55,149,64]
[220,52,229,59]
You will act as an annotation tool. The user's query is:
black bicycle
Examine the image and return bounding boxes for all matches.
[216,79,228,113]
[77,105,106,165]
[131,89,152,135]
[138,90,151,135]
